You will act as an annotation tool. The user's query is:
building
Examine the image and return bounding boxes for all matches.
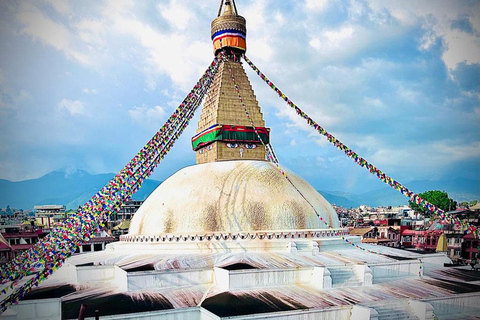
[0,224,42,260]
[112,220,131,238]
[401,229,444,251]
[350,226,400,247]
[116,200,143,221]
[462,233,479,261]
[3,1,480,320]
[33,205,66,228]
[0,233,13,263]
[74,230,115,254]
[446,233,463,262]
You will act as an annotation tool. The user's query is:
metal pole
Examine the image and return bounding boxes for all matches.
[95,309,100,320]
[78,304,87,320]
[217,0,223,17]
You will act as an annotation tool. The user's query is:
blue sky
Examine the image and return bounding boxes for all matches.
[0,0,479,194]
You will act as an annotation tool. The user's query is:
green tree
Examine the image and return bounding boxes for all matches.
[408,190,457,217]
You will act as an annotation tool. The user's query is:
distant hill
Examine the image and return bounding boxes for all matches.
[320,177,479,208]
[0,170,477,210]
[318,191,360,208]
[0,170,162,210]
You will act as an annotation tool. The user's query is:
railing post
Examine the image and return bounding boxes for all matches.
[78,304,87,320]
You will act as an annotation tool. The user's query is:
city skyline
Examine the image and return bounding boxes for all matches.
[0,0,479,194]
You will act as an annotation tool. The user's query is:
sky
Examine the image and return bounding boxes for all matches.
[0,0,479,194]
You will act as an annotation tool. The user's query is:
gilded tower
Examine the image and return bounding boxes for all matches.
[192,0,270,164]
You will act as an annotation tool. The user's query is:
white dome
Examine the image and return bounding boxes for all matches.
[128,160,339,235]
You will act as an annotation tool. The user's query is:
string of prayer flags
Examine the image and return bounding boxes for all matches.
[0,57,222,313]
[243,54,478,240]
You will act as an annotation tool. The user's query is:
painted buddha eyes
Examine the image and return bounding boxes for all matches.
[199,145,214,154]
[225,143,257,149]
[226,143,239,148]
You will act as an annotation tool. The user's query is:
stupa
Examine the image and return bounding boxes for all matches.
[3,1,480,319]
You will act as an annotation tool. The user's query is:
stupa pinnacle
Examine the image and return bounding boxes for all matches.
[192,0,269,164]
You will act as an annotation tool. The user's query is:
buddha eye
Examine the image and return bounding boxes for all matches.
[207,145,213,150]
[226,143,239,148]
[245,143,257,149]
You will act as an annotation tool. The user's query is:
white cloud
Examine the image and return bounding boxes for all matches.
[58,99,86,115]
[363,97,385,110]
[371,140,480,175]
[304,0,328,12]
[75,19,107,47]
[158,1,194,31]
[274,12,285,25]
[82,88,98,94]
[442,30,480,70]
[2,0,478,189]
[100,0,212,91]
[242,1,274,63]
[128,105,166,130]
[325,26,354,47]
[42,0,71,15]
[368,0,480,71]
[16,2,90,65]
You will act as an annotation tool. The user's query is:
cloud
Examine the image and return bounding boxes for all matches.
[75,19,107,47]
[371,140,480,177]
[1,0,478,193]
[128,105,166,130]
[42,0,71,15]
[16,2,90,66]
[159,1,194,31]
[368,0,480,71]
[304,0,329,12]
[442,29,480,70]
[309,26,354,52]
[58,99,86,115]
[98,0,212,91]
[82,88,98,95]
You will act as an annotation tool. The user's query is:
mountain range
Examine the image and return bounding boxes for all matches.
[0,170,161,210]
[320,177,479,208]
[0,170,478,210]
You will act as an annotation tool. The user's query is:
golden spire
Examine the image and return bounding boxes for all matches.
[192,0,269,164]
[217,0,238,17]
[223,2,234,15]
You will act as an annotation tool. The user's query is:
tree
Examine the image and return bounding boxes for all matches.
[408,190,457,217]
